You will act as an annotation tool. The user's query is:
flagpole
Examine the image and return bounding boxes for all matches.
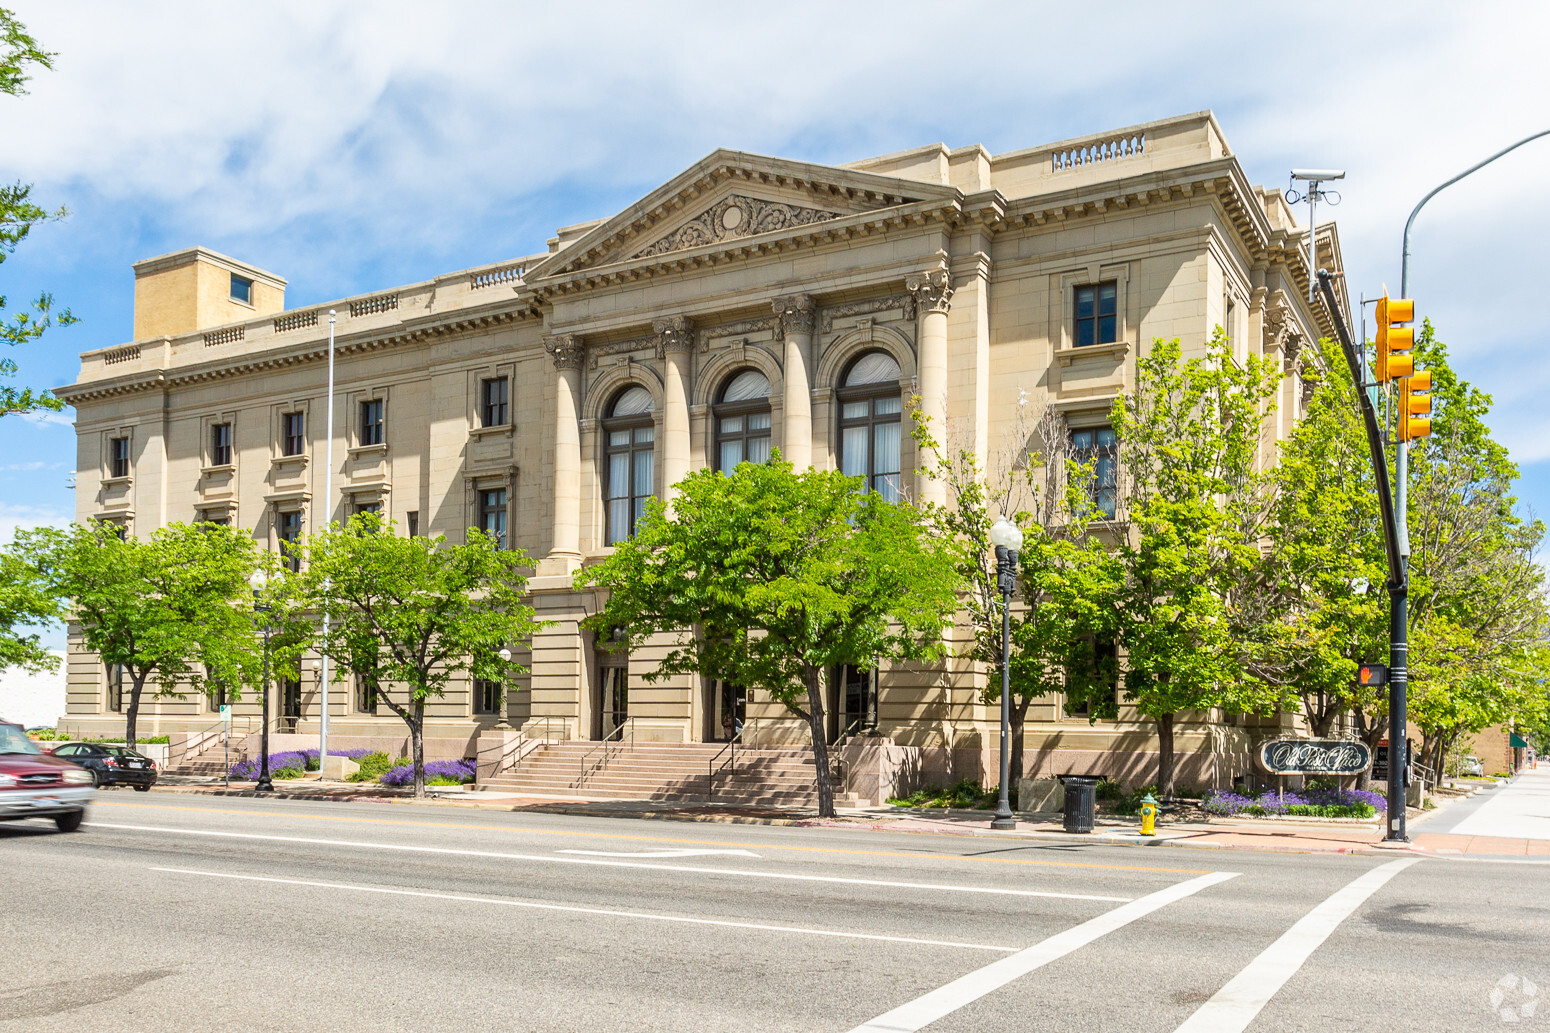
[320,310,336,766]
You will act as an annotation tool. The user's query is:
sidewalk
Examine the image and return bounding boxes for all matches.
[1408,764,1550,857]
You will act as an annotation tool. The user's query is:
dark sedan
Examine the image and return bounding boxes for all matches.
[51,743,158,791]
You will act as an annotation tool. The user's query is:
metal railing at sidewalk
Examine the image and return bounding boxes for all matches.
[577,718,634,790]
[707,728,740,796]
[169,715,254,769]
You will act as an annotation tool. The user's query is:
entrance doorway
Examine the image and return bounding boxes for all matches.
[280,678,302,733]
[594,665,628,740]
[708,681,745,742]
[828,665,877,744]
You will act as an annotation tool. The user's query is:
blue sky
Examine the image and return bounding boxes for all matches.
[2,1,1548,641]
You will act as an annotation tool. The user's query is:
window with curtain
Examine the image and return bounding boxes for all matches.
[837,351,902,501]
[714,369,772,472]
[1070,426,1118,519]
[604,385,655,545]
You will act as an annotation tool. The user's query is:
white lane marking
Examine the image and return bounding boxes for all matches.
[92,822,1130,902]
[559,848,761,858]
[1172,858,1420,1033]
[847,870,1239,1033]
[150,867,1019,953]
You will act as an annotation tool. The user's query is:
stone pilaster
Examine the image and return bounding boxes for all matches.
[907,270,954,505]
[543,333,585,573]
[655,315,695,503]
[773,294,816,469]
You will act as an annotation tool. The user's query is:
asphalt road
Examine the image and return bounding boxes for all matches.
[2,795,1545,1032]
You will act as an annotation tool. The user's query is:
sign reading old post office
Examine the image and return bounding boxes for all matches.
[1257,739,1372,776]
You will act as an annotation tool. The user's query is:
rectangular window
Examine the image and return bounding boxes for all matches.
[355,677,378,715]
[480,488,507,545]
[359,399,384,447]
[109,437,130,479]
[106,664,125,712]
[355,501,382,528]
[407,511,420,537]
[1070,426,1118,519]
[481,377,509,428]
[199,511,230,527]
[230,274,253,304]
[211,422,232,467]
[282,412,305,456]
[605,425,654,545]
[1074,282,1118,347]
[278,510,303,572]
[474,678,502,716]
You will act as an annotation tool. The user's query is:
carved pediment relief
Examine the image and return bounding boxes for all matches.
[631,194,844,259]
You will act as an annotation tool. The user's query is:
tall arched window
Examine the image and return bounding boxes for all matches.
[838,351,902,501]
[604,385,655,545]
[714,369,772,472]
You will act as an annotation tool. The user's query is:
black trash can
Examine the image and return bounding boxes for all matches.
[1061,776,1098,834]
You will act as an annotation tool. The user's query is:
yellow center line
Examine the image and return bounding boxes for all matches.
[92,800,1213,875]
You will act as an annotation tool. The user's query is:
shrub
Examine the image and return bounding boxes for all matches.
[1202,786,1386,818]
[887,778,998,809]
[1094,779,1127,801]
[380,758,477,787]
[227,751,311,780]
[347,752,401,782]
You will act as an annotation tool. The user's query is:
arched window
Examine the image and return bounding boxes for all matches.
[604,385,655,545]
[837,351,902,501]
[714,369,772,472]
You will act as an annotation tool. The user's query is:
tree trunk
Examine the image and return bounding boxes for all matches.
[410,699,426,799]
[1156,712,1176,797]
[1308,697,1339,738]
[1009,696,1032,800]
[125,671,148,749]
[1352,708,1385,791]
[803,665,834,818]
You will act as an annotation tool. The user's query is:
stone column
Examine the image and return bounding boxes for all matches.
[773,294,816,469]
[907,269,954,506]
[543,333,585,573]
[655,315,695,503]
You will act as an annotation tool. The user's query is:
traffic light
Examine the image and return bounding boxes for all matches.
[1375,294,1415,382]
[1399,369,1433,441]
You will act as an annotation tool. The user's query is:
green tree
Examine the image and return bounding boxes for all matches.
[18,521,259,747]
[1109,331,1287,795]
[0,8,75,417]
[301,514,544,797]
[576,457,962,817]
[0,544,61,675]
[1251,335,1389,759]
[910,398,1121,795]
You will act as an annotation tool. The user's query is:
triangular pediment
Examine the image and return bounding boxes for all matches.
[524,149,961,280]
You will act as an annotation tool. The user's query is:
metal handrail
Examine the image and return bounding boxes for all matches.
[170,715,253,768]
[707,729,740,796]
[577,718,633,789]
[509,717,556,774]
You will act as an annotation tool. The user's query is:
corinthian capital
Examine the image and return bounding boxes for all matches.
[772,294,817,337]
[544,333,586,371]
[653,315,695,357]
[906,269,954,314]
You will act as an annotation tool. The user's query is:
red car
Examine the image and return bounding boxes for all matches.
[0,722,95,832]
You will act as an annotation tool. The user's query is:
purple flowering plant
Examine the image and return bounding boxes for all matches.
[380,758,477,787]
[1201,786,1384,818]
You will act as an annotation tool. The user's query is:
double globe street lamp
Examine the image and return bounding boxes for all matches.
[248,568,276,794]
[988,515,1024,831]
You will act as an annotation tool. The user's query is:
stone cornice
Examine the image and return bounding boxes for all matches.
[56,304,533,404]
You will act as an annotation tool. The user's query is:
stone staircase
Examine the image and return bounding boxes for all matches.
[478,741,864,808]
[163,734,248,777]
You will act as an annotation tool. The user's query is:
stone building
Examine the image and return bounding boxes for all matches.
[55,111,1346,792]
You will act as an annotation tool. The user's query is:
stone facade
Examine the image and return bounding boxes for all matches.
[55,111,1347,787]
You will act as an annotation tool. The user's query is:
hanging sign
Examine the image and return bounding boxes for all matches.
[1258,739,1372,775]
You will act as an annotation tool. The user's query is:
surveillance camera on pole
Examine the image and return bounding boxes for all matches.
[1287,169,1346,301]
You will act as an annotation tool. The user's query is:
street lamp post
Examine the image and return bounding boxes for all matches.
[988,516,1023,831]
[249,569,275,794]
[496,647,513,730]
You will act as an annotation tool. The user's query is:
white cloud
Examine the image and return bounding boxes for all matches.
[0,501,70,545]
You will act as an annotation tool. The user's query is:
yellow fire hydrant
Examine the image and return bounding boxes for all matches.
[1139,793,1159,837]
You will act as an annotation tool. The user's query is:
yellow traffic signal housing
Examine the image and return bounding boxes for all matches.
[1375,295,1416,382]
[1399,369,1433,441]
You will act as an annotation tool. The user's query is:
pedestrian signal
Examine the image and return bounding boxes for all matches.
[1358,663,1389,686]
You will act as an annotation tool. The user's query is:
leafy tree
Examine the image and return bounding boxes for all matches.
[1250,335,1389,758]
[301,514,544,797]
[0,8,75,417]
[1109,331,1287,795]
[0,544,61,675]
[18,521,259,747]
[910,397,1120,794]
[576,456,961,817]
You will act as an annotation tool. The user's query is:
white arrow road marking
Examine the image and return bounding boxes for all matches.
[150,867,1020,953]
[1171,857,1421,1033]
[847,870,1239,1033]
[559,848,760,858]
